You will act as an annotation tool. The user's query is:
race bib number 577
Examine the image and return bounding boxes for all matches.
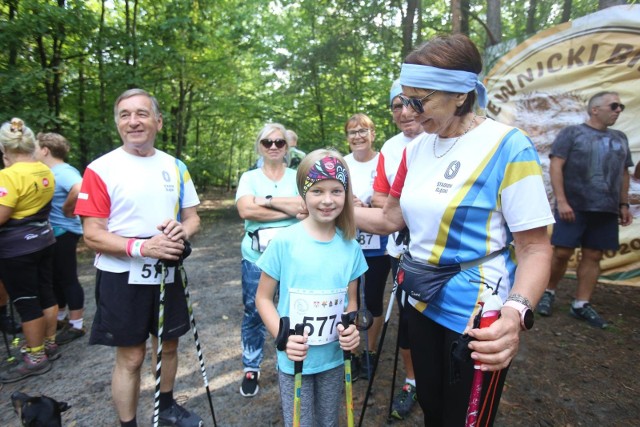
[289,287,347,345]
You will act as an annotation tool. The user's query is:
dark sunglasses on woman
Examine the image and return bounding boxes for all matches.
[260,138,287,148]
[398,90,437,114]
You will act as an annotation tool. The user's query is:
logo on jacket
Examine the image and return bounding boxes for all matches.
[444,161,460,179]
[0,187,7,197]
[42,178,50,187]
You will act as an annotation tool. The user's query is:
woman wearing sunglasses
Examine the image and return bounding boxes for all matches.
[235,123,302,398]
[343,113,391,380]
[355,34,554,426]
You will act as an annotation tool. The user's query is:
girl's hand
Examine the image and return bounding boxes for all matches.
[337,323,360,352]
[285,330,309,362]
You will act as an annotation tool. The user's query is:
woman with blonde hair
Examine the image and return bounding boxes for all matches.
[0,118,58,383]
[235,123,302,397]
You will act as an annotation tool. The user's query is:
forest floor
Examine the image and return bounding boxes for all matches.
[1,191,639,426]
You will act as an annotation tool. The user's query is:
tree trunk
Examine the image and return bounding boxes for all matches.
[401,0,419,59]
[451,0,462,34]
[599,0,627,9]
[35,0,66,131]
[460,0,470,35]
[77,56,88,169]
[561,0,572,22]
[7,0,20,113]
[526,0,537,35]
[486,0,502,47]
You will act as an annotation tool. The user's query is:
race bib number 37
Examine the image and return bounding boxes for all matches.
[129,258,175,285]
[289,287,347,346]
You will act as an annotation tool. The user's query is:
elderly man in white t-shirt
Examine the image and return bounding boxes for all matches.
[371,79,423,420]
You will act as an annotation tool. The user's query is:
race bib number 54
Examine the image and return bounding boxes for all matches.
[129,258,175,285]
[289,287,347,345]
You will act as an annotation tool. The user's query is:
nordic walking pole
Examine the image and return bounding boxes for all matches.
[341,310,373,427]
[387,290,403,420]
[152,263,168,427]
[292,323,305,427]
[359,274,372,379]
[465,283,502,427]
[341,313,355,427]
[358,269,398,427]
[179,264,217,427]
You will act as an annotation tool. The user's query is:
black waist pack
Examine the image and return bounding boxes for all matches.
[397,252,460,304]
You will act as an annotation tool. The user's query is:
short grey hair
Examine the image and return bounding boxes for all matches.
[113,88,162,123]
[587,91,619,115]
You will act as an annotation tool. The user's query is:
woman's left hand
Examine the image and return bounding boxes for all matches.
[465,309,521,371]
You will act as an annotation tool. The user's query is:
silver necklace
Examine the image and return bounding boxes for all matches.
[433,113,476,158]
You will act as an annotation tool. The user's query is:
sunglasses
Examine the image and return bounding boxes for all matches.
[260,138,287,149]
[399,90,437,114]
[606,102,625,112]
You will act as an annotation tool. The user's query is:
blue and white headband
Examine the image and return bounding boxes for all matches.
[399,63,487,109]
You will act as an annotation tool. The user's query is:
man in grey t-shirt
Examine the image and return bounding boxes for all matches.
[537,91,633,328]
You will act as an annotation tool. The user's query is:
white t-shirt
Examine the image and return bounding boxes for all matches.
[75,147,200,272]
[373,132,422,257]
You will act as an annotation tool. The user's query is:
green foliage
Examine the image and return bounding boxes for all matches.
[0,0,602,188]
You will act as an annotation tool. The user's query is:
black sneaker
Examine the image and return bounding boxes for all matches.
[157,401,203,427]
[56,325,86,345]
[390,383,417,420]
[570,303,608,329]
[240,371,260,397]
[360,351,377,380]
[536,291,555,316]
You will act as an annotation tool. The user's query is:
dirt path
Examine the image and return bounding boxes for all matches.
[1,193,639,426]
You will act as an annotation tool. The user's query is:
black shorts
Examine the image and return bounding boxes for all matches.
[89,269,190,347]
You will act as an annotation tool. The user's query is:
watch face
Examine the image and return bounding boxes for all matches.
[523,309,534,330]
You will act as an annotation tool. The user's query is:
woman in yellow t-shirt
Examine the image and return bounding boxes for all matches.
[0,118,58,384]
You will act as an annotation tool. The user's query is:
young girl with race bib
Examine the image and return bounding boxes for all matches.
[256,149,367,427]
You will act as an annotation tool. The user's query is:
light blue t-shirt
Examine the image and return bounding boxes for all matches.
[50,163,83,236]
[235,168,299,263]
[256,222,368,375]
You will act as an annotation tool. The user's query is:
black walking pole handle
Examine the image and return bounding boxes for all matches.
[294,323,305,373]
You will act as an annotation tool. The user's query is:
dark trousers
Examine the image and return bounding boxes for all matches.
[407,306,508,426]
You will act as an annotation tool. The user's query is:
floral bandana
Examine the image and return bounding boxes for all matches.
[302,156,348,198]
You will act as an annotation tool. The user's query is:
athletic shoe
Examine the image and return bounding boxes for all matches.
[240,371,260,397]
[360,351,377,380]
[158,401,203,427]
[0,353,51,384]
[0,313,21,334]
[56,325,86,345]
[570,303,608,329]
[44,342,62,362]
[390,383,417,420]
[536,291,555,316]
[349,353,361,383]
[56,318,69,331]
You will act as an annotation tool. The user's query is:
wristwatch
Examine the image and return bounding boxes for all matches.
[503,295,534,331]
[265,195,273,208]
